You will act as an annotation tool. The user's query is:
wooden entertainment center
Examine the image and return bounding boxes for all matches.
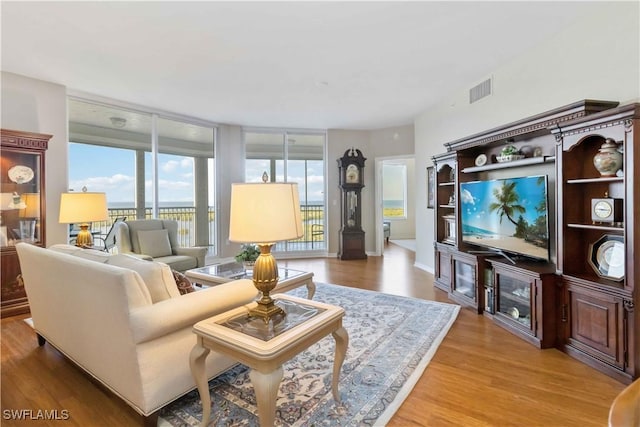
[432,100,639,383]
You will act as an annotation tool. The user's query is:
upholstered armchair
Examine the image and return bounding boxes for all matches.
[115,219,207,272]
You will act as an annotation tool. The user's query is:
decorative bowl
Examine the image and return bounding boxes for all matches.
[496,154,525,163]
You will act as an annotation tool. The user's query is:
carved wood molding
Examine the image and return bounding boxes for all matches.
[1,129,51,151]
[554,118,628,138]
[623,299,634,312]
[447,111,589,151]
[443,100,618,152]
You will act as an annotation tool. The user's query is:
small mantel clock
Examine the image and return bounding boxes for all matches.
[337,148,367,260]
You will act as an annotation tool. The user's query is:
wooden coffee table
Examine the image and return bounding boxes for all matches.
[189,294,348,427]
[185,262,316,299]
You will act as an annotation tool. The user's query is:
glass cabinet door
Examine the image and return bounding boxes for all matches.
[453,259,476,300]
[1,150,43,247]
[497,274,531,329]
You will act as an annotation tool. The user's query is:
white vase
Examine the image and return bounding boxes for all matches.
[593,138,623,177]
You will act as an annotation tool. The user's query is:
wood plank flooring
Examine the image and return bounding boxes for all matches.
[1,243,624,426]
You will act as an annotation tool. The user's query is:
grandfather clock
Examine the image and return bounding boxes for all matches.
[338,148,367,260]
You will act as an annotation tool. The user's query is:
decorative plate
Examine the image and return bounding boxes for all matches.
[8,165,34,184]
[588,235,625,281]
[475,154,487,167]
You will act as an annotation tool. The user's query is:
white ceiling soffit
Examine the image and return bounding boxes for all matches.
[1,2,603,130]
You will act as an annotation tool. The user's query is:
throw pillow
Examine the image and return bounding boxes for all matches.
[107,254,181,302]
[137,229,172,258]
[172,269,195,295]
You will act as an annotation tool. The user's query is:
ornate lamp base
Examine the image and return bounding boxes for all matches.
[248,298,285,322]
[249,243,285,323]
[75,224,93,247]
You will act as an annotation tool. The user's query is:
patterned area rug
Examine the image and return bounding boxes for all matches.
[159,282,459,427]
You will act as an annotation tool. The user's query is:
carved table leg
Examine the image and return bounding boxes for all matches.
[306,280,316,299]
[189,342,211,427]
[331,326,349,402]
[249,366,283,427]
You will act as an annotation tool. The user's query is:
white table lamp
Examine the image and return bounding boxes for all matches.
[59,190,108,247]
[229,182,303,322]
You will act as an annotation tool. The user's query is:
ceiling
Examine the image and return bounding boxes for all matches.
[1,1,604,130]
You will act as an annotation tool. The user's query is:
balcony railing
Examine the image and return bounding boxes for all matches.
[89,204,326,253]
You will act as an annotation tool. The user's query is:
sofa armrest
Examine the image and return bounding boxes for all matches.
[174,246,207,267]
[129,279,259,344]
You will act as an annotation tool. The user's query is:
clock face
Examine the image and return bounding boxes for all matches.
[346,164,359,184]
[591,197,622,223]
[594,201,613,218]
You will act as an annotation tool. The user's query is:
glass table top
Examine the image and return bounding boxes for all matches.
[194,262,306,281]
[221,299,324,341]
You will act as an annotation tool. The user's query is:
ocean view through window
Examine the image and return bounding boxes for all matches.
[68,98,216,252]
[383,162,407,219]
[244,130,326,252]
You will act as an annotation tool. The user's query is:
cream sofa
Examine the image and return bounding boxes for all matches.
[15,243,259,421]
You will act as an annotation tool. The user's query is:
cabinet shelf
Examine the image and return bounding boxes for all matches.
[438,181,455,187]
[462,155,555,173]
[501,292,530,306]
[566,176,623,184]
[438,204,455,209]
[566,223,624,232]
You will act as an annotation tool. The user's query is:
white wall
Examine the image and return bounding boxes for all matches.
[414,3,640,271]
[370,125,415,245]
[1,71,69,246]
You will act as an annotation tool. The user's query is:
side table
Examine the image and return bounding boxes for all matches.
[186,262,316,299]
[189,294,348,427]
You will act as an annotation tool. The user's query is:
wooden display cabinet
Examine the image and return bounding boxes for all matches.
[1,129,51,318]
[432,152,457,241]
[432,152,457,294]
[432,100,638,382]
[552,103,639,382]
[491,259,557,349]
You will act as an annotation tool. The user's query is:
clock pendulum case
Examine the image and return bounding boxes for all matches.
[337,148,367,260]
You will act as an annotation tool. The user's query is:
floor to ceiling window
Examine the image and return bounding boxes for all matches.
[244,130,326,253]
[68,98,217,253]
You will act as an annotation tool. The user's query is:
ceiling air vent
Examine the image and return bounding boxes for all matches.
[469,78,492,104]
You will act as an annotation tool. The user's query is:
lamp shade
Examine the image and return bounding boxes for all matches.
[19,193,40,218]
[59,192,108,223]
[229,183,303,243]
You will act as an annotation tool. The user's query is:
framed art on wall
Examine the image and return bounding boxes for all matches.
[427,166,435,209]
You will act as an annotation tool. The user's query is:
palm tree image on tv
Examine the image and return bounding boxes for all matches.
[460,175,550,261]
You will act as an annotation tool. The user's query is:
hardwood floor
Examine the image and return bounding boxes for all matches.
[1,243,624,426]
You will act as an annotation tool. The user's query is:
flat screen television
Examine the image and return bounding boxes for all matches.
[460,175,550,262]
